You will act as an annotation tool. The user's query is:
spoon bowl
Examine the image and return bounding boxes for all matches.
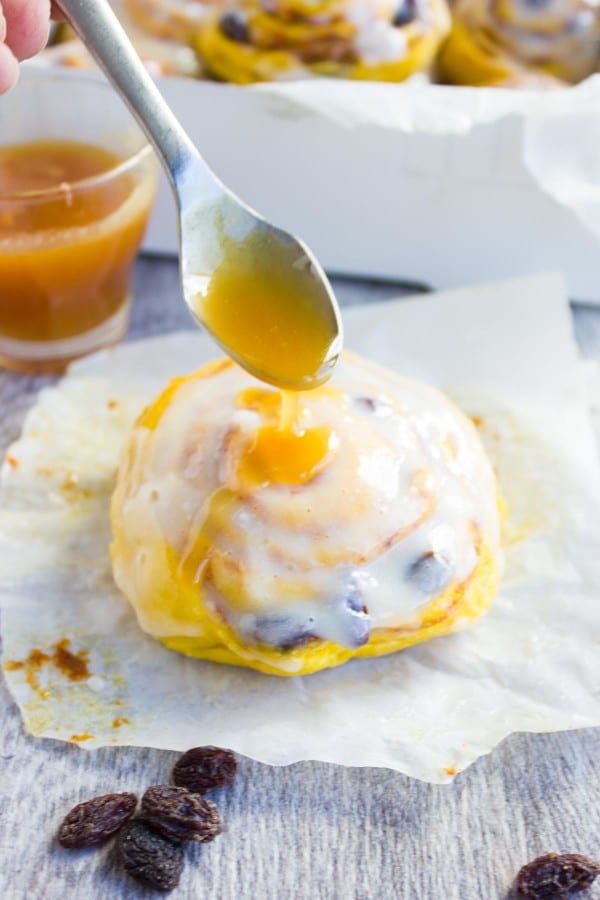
[178,173,342,389]
[55,0,342,390]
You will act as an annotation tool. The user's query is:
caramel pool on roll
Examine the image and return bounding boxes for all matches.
[111,352,501,676]
[438,0,600,87]
[195,0,451,83]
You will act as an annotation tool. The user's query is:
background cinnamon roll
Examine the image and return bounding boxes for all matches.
[195,0,451,83]
[438,0,600,87]
[110,353,501,676]
[46,5,203,77]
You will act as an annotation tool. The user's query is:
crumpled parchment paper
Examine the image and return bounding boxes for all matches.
[1,272,599,783]
[255,75,600,245]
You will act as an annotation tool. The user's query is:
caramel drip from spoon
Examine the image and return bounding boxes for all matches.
[239,388,336,486]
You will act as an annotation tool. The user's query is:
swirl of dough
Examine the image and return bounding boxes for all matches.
[111,353,500,676]
[438,0,600,86]
[194,0,450,83]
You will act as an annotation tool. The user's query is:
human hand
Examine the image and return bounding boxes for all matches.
[0,0,52,94]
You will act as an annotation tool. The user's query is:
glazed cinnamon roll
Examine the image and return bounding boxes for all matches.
[438,0,600,86]
[111,353,501,676]
[195,0,451,83]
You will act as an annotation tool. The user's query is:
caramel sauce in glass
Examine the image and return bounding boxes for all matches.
[0,139,155,355]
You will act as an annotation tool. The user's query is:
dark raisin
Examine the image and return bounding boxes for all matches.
[393,0,416,27]
[118,819,184,891]
[251,613,317,651]
[219,11,250,43]
[57,792,137,848]
[516,853,600,897]
[339,584,370,648]
[354,396,390,416]
[173,746,237,794]
[141,785,222,844]
[408,551,452,595]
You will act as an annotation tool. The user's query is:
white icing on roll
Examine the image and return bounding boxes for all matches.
[112,355,499,652]
[353,19,408,63]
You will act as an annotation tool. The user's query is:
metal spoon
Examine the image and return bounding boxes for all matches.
[54,0,342,390]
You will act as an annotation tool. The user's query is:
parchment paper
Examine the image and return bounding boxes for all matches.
[1,272,599,783]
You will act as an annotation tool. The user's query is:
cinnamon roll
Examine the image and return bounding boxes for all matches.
[37,36,202,76]
[110,353,501,676]
[47,5,204,76]
[438,0,600,86]
[195,0,451,83]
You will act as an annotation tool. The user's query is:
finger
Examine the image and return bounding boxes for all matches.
[2,0,50,61]
[0,41,19,94]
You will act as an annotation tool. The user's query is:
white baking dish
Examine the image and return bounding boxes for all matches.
[24,65,600,303]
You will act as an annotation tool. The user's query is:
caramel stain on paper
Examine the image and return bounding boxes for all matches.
[6,638,132,746]
[62,473,78,490]
[4,648,51,694]
[52,639,90,681]
[469,412,502,444]
[5,455,19,469]
[443,766,458,777]
[4,659,24,671]
[4,638,90,694]
[112,717,129,729]
[70,732,94,743]
[61,474,91,501]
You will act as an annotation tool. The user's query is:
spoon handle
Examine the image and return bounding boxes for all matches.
[54,0,204,187]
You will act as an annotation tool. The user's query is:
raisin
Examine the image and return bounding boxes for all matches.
[340,583,371,648]
[355,396,378,412]
[57,792,137,849]
[393,0,416,27]
[173,746,237,794]
[219,11,250,43]
[251,613,317,651]
[516,853,600,897]
[118,819,184,891]
[408,551,452,595]
[354,396,390,416]
[141,785,222,844]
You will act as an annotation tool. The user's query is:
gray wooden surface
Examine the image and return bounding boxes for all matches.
[1,259,599,900]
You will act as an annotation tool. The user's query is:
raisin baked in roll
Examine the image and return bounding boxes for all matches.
[111,353,501,676]
[438,0,600,86]
[195,0,451,83]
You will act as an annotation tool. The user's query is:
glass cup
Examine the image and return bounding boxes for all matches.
[0,71,157,373]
